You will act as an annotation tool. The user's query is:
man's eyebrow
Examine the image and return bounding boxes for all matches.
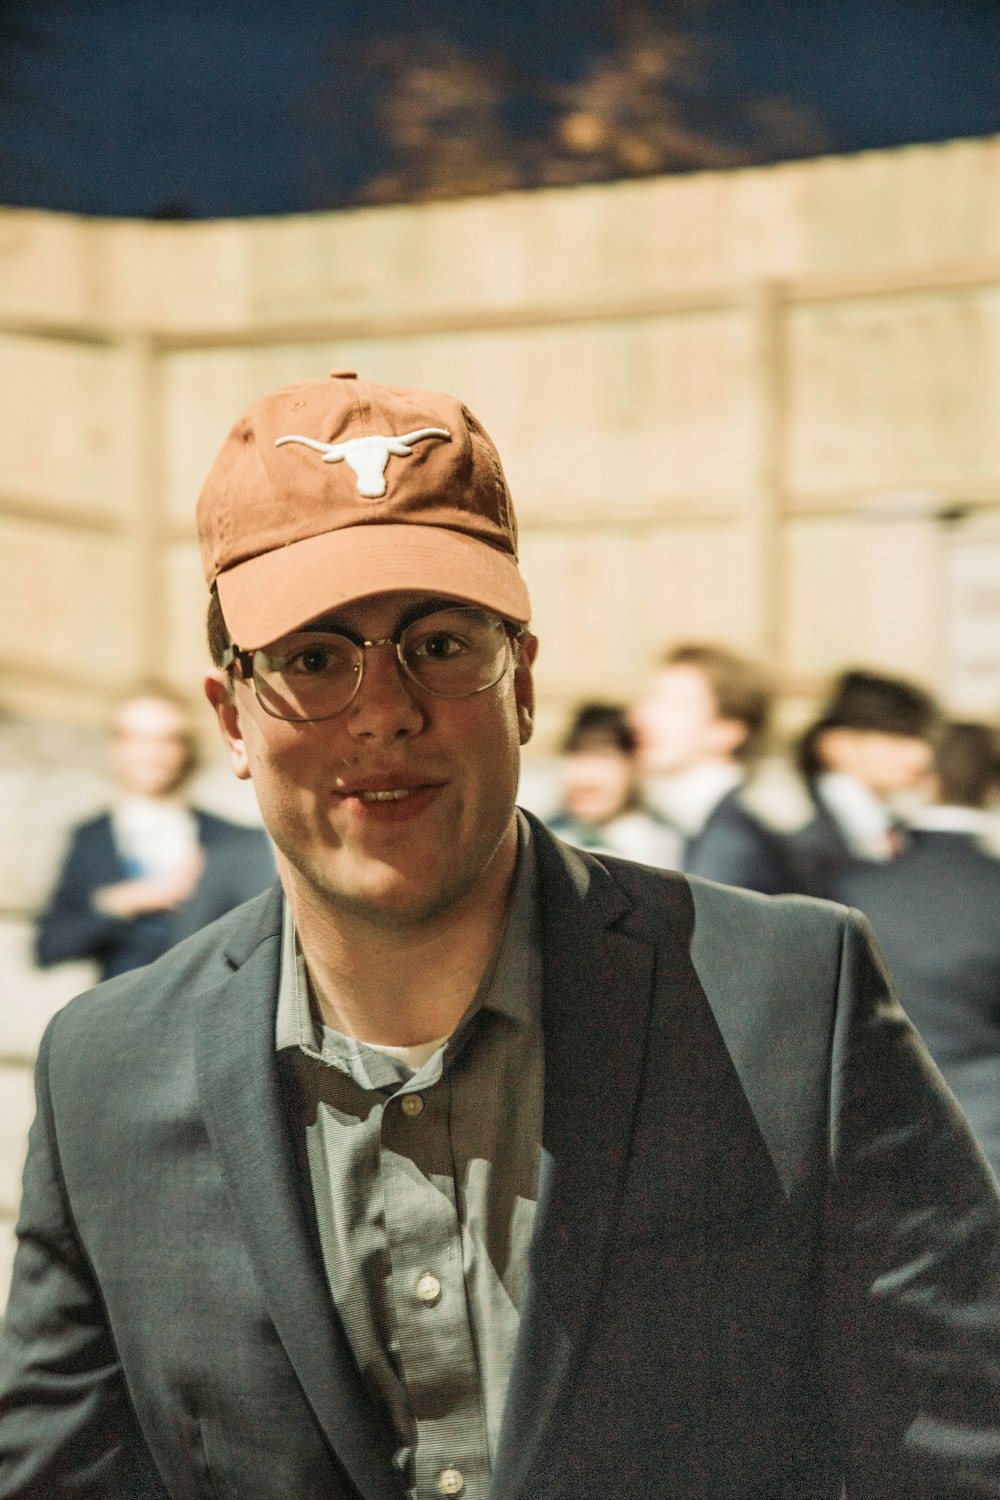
[299,598,468,636]
[397,597,469,627]
[298,614,349,633]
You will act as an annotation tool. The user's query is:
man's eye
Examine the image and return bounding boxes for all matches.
[297,647,333,674]
[412,632,465,661]
[282,644,344,675]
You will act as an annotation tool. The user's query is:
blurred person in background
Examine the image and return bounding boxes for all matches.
[630,641,797,893]
[35,683,275,979]
[837,719,1000,1178]
[544,701,680,867]
[786,668,941,899]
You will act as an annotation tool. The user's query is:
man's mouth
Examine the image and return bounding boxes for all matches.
[334,778,442,804]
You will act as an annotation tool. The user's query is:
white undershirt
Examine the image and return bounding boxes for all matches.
[908,804,999,837]
[357,1035,451,1071]
[110,797,199,878]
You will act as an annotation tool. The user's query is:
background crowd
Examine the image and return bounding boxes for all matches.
[525,645,1000,1177]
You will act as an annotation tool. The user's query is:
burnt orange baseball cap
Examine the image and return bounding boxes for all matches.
[197,371,531,649]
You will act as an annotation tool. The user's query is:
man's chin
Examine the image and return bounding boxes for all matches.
[304,862,472,932]
[335,884,470,932]
[282,820,517,933]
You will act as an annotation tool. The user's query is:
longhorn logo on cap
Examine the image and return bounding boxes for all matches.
[274,428,451,499]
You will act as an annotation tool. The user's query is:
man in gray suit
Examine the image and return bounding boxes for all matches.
[2,371,1000,1499]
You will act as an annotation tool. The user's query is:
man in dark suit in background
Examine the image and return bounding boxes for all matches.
[838,719,1000,1178]
[2,372,1000,1499]
[35,683,275,979]
[786,667,941,899]
[631,641,797,893]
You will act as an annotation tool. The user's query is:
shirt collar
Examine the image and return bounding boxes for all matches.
[275,809,540,1062]
[647,762,743,837]
[815,771,895,857]
[907,804,999,837]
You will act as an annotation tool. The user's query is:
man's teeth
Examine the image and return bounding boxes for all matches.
[358,788,413,802]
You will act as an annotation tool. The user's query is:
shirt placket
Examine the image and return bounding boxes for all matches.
[380,1073,492,1500]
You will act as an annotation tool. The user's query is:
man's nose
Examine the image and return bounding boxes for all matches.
[345,643,425,740]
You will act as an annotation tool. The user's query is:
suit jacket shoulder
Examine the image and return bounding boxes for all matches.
[590,844,846,1062]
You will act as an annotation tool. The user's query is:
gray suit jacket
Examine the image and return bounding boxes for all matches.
[2,818,1000,1499]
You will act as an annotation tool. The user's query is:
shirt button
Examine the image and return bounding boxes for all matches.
[401,1094,424,1117]
[416,1272,441,1305]
[437,1468,464,1496]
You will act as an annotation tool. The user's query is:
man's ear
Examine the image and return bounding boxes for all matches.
[204,671,252,781]
[514,633,538,747]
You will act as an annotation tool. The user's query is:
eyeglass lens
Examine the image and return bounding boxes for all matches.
[250,607,511,722]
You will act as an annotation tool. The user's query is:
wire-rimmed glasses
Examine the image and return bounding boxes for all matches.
[222,604,520,723]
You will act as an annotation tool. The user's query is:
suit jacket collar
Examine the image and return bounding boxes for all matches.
[197,826,658,1500]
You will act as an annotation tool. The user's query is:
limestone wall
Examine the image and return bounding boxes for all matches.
[3,135,1000,743]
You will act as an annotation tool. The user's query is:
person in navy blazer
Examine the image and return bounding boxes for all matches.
[785,668,941,900]
[631,642,798,894]
[836,720,1000,1178]
[3,374,1000,1500]
[35,686,276,979]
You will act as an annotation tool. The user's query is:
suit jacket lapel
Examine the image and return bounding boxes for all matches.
[95,811,128,880]
[492,824,656,1500]
[195,889,405,1500]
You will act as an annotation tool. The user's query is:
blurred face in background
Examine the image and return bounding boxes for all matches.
[561,742,637,826]
[110,694,194,799]
[631,664,746,776]
[814,726,934,797]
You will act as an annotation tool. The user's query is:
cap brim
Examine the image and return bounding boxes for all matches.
[217,524,531,649]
